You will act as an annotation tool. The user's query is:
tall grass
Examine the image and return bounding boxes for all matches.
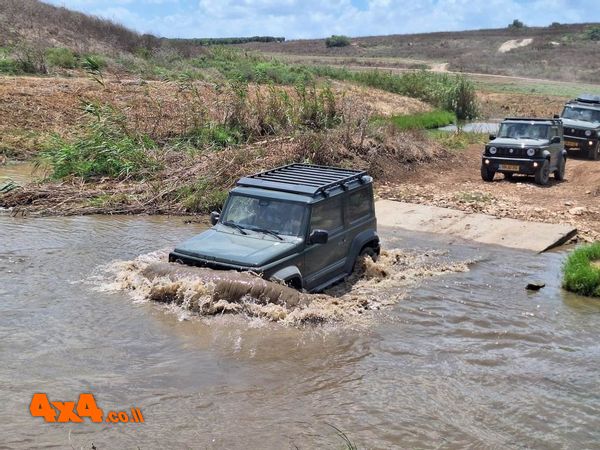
[39,103,159,180]
[562,242,600,297]
[309,66,478,119]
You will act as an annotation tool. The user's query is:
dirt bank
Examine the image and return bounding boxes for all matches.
[379,144,600,243]
[0,75,431,160]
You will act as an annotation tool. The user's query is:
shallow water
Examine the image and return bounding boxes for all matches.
[0,162,36,186]
[439,121,500,134]
[1,213,599,449]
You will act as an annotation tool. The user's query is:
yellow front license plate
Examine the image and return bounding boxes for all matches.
[499,164,520,172]
[565,142,579,149]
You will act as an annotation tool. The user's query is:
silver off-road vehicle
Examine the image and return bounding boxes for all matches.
[481,117,566,186]
[560,94,600,160]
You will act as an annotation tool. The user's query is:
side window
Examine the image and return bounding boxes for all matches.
[311,197,343,232]
[347,188,372,222]
[550,127,558,138]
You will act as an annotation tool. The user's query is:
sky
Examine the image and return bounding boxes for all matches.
[42,0,600,40]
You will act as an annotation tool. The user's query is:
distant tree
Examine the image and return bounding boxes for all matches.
[508,19,526,29]
[550,22,561,28]
[325,35,351,48]
[586,26,600,41]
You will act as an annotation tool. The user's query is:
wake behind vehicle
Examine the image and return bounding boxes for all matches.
[560,94,600,160]
[481,117,567,186]
[169,164,380,293]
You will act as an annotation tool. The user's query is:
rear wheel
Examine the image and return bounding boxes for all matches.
[535,159,550,185]
[481,166,495,182]
[554,156,566,181]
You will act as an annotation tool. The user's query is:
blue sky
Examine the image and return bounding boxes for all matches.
[43,0,600,39]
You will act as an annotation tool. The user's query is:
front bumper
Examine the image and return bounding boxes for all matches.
[564,136,597,151]
[481,156,546,175]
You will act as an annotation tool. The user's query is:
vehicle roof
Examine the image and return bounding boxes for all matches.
[502,117,559,125]
[236,164,372,199]
[564,101,600,110]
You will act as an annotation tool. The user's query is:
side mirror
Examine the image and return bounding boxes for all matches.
[210,211,220,226]
[551,136,561,144]
[553,114,560,119]
[489,134,496,140]
[308,229,328,245]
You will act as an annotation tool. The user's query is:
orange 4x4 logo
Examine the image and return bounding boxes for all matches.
[29,393,144,423]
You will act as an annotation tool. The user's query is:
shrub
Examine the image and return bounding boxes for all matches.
[325,35,351,48]
[508,19,525,29]
[562,242,600,297]
[0,55,21,74]
[585,26,600,41]
[39,103,159,180]
[46,47,77,69]
[381,110,456,130]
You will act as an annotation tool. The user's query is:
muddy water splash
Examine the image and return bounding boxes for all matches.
[101,249,472,325]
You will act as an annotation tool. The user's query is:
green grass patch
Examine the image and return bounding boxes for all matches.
[379,110,456,130]
[428,130,489,150]
[46,47,77,69]
[562,242,600,297]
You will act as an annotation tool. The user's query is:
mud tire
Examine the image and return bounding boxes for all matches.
[535,159,550,185]
[353,247,377,275]
[481,166,495,182]
[554,156,566,181]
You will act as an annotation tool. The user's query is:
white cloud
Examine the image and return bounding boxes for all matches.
[42,0,600,39]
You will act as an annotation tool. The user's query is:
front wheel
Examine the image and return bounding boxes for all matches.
[353,247,377,275]
[590,145,600,161]
[481,166,495,182]
[535,159,550,185]
[554,156,566,181]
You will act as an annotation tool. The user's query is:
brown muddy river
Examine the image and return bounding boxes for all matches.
[1,212,599,449]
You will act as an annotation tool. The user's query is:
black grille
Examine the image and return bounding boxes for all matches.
[494,147,528,158]
[564,127,590,139]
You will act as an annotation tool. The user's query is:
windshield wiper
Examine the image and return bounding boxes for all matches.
[249,227,284,240]
[222,221,248,235]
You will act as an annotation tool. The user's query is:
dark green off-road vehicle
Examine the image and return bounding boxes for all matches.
[560,94,600,160]
[481,117,567,186]
[169,164,380,292]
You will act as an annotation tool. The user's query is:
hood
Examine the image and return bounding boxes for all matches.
[490,137,548,147]
[561,118,599,130]
[173,227,299,267]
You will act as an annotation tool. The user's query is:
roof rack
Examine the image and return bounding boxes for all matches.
[503,117,560,122]
[575,94,600,104]
[236,164,368,197]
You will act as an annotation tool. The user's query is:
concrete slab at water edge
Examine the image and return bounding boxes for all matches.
[375,200,577,253]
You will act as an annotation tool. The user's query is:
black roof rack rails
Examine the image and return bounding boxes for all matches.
[236,164,368,197]
[503,117,560,122]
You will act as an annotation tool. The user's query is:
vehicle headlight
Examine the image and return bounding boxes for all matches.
[527,148,536,157]
[489,147,497,155]
[585,130,592,137]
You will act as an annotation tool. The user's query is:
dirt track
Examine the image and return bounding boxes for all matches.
[379,144,600,243]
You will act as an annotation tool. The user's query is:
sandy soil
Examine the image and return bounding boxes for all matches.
[378,144,600,243]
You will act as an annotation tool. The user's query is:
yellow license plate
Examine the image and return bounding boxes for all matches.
[565,141,579,148]
[499,164,520,172]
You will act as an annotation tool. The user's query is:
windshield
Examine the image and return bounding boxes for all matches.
[220,195,306,238]
[497,122,549,140]
[561,106,600,124]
